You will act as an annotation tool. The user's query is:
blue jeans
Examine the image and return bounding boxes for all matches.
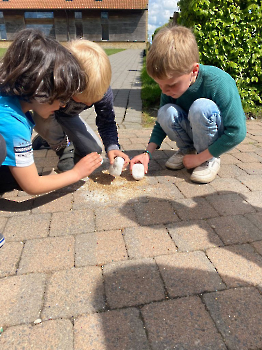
[157,98,224,153]
[33,113,103,155]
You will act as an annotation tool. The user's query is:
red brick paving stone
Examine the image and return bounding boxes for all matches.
[172,197,219,220]
[220,153,241,164]
[103,258,165,308]
[237,143,262,153]
[217,164,247,178]
[252,240,262,255]
[0,216,7,232]
[133,199,180,226]
[167,220,223,252]
[141,297,227,350]
[205,192,255,216]
[74,308,150,350]
[175,181,215,198]
[146,182,185,200]
[0,242,23,277]
[50,209,95,236]
[156,252,225,297]
[0,319,73,350]
[237,174,262,191]
[210,178,250,194]
[124,226,177,259]
[245,212,262,231]
[95,204,138,231]
[203,287,262,350]
[4,213,51,241]
[75,230,127,267]
[42,266,104,320]
[207,215,262,244]
[18,236,74,274]
[0,273,46,327]
[237,161,262,175]
[206,244,262,288]
[233,151,262,163]
[241,190,262,210]
[34,156,57,168]
[32,192,73,213]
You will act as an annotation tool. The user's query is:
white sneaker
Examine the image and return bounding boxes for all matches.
[165,149,196,170]
[190,157,220,183]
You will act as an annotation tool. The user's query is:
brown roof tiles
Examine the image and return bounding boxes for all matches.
[0,0,148,10]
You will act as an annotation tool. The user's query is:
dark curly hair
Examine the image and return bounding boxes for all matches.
[0,28,87,104]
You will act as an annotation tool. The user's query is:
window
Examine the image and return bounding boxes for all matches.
[75,11,82,19]
[101,12,108,19]
[0,24,6,39]
[24,12,54,19]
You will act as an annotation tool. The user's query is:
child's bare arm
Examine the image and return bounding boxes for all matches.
[183,149,213,169]
[10,152,102,195]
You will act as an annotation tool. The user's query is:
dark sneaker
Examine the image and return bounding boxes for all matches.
[0,233,5,248]
[32,134,50,150]
[56,143,75,172]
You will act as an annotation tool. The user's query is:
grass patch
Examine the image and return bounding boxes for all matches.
[140,57,161,127]
[0,48,7,58]
[104,49,125,56]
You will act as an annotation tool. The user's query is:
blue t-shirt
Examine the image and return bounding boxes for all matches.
[0,96,35,167]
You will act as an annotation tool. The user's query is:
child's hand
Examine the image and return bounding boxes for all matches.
[108,149,130,169]
[183,149,212,169]
[73,152,103,178]
[130,153,150,174]
[183,154,200,169]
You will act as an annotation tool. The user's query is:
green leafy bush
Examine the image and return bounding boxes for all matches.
[177,0,262,114]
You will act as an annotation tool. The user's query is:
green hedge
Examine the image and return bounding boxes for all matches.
[178,0,262,114]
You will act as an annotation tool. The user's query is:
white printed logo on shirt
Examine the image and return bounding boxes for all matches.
[14,143,34,167]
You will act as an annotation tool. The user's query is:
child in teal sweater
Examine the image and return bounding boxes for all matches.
[130,25,246,183]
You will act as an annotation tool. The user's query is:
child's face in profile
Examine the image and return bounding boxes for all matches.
[154,72,193,99]
[154,64,199,99]
[30,100,61,119]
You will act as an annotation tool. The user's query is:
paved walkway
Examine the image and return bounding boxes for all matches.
[1,50,262,350]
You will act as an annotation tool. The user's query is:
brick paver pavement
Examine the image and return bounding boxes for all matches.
[1,49,262,349]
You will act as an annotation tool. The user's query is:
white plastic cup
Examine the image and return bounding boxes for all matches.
[132,163,145,180]
[108,156,125,176]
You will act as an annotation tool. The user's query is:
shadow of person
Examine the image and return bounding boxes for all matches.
[72,260,262,350]
[0,180,85,213]
[72,191,262,349]
[117,191,262,269]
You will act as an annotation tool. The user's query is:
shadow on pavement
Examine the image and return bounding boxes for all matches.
[0,180,84,212]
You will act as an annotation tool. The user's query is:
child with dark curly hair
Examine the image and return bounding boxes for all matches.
[0,28,102,195]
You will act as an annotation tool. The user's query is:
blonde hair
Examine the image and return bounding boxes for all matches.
[66,40,112,104]
[147,26,199,80]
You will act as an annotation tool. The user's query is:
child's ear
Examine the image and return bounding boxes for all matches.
[192,63,199,77]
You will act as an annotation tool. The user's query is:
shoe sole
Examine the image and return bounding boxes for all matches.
[190,165,220,184]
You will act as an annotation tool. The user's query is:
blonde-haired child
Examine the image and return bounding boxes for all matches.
[33,39,129,172]
[131,25,246,183]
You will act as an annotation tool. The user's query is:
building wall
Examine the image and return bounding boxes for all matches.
[0,9,147,48]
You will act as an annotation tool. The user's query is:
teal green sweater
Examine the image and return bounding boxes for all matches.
[149,64,246,157]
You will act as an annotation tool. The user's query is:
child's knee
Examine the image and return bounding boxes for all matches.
[188,98,219,123]
[157,104,178,127]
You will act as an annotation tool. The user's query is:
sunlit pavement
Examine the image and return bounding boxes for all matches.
[1,49,262,349]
